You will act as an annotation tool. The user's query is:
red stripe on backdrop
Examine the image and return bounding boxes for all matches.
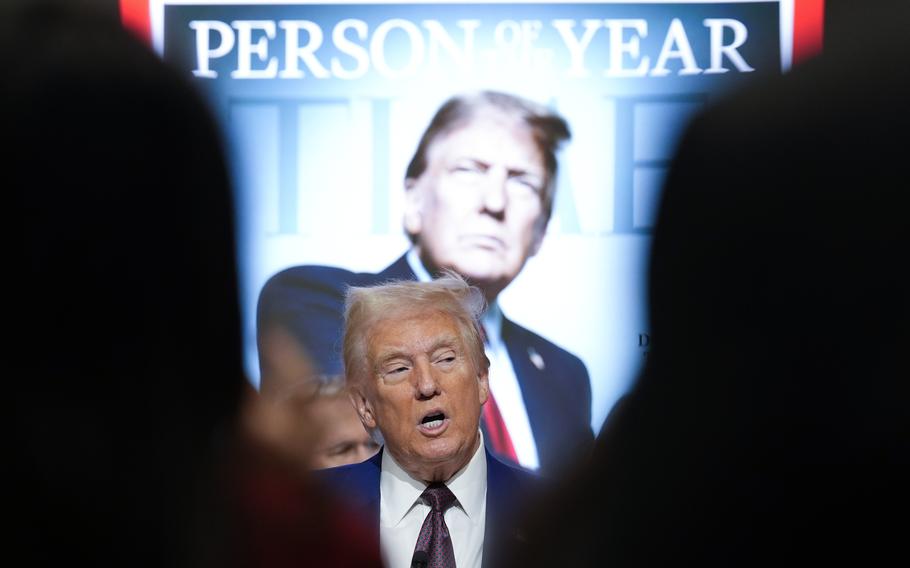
[793,0,825,64]
[120,0,152,47]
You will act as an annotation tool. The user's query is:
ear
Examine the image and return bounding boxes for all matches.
[348,385,377,429]
[403,177,423,237]
[477,366,490,406]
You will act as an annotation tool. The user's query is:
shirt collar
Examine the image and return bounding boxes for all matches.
[380,431,488,527]
[481,301,503,348]
[406,248,433,283]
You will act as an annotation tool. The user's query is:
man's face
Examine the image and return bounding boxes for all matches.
[309,395,380,469]
[350,310,488,481]
[405,112,548,297]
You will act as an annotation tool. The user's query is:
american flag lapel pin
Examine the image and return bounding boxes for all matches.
[528,347,545,371]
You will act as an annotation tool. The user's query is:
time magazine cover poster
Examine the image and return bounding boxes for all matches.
[124,1,823,449]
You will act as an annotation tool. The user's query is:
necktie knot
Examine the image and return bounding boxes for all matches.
[421,482,457,513]
[414,483,457,567]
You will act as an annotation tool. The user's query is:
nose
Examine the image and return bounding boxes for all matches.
[415,359,440,400]
[480,167,508,217]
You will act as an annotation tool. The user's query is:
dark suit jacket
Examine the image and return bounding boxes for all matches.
[258,254,594,475]
[313,448,540,568]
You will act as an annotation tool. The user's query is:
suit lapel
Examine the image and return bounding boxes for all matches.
[501,319,553,472]
[360,450,383,548]
[483,451,525,568]
[376,253,417,281]
[484,451,506,567]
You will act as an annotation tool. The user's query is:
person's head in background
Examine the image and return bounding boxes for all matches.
[308,375,380,469]
[404,91,571,302]
[6,1,242,564]
[343,274,490,482]
[254,336,378,469]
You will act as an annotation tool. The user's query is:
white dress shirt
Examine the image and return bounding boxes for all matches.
[406,249,541,470]
[379,434,487,568]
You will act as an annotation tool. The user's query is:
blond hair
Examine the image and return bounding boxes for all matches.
[342,272,488,386]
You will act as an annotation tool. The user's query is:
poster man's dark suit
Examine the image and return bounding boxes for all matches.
[258,254,594,475]
[313,448,539,568]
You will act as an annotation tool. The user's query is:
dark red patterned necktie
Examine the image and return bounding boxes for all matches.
[413,483,458,568]
[479,323,519,463]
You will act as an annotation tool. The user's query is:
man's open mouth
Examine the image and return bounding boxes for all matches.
[421,412,446,428]
[418,411,449,435]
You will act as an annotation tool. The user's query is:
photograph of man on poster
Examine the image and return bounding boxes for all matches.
[258,90,594,475]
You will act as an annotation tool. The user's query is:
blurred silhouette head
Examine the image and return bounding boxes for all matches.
[257,324,319,398]
[7,1,243,564]
[505,11,909,566]
[607,22,909,564]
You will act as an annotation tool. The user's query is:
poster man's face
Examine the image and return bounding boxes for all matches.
[405,113,548,297]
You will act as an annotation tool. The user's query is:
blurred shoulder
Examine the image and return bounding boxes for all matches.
[311,452,383,509]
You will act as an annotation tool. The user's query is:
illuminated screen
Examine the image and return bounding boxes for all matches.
[123,1,823,448]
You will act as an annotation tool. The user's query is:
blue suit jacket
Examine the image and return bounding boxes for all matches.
[258,254,594,475]
[313,448,540,568]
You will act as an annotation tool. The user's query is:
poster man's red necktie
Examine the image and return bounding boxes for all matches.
[479,323,519,463]
[482,392,518,462]
[413,483,458,568]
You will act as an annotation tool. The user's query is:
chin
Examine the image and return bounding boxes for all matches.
[419,436,467,461]
[450,258,514,286]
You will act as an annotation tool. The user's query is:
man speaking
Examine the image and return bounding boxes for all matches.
[316,276,538,568]
[258,90,593,474]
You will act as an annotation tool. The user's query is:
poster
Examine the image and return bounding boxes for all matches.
[123,1,823,436]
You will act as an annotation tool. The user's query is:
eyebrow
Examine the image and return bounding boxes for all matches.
[455,156,544,180]
[374,335,460,366]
